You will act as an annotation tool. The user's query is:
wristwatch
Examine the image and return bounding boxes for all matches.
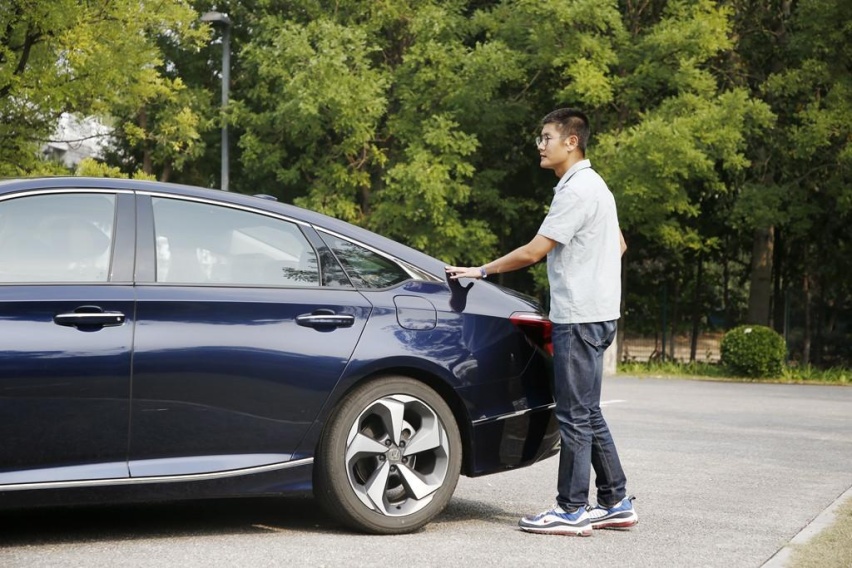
[480,266,487,279]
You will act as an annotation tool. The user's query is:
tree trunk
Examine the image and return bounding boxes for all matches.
[689,256,703,363]
[160,161,172,182]
[814,281,823,366]
[772,228,785,333]
[669,280,679,361]
[802,272,812,366]
[723,235,731,328]
[747,227,774,325]
[138,108,153,175]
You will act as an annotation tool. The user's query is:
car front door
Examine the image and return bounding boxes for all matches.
[0,190,135,485]
[128,194,370,477]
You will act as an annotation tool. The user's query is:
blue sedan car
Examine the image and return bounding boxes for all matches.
[0,177,558,534]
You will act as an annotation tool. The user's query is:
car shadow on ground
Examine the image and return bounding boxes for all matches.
[436,497,523,528]
[0,496,519,546]
[0,496,343,545]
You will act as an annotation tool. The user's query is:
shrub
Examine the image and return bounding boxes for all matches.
[720,325,787,378]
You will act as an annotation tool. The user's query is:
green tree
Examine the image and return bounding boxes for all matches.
[0,0,208,177]
[6,0,848,367]
[726,0,852,365]
[233,2,524,261]
[577,1,771,356]
[233,0,631,269]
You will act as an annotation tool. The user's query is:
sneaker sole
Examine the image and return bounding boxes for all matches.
[519,525,593,537]
[591,515,638,530]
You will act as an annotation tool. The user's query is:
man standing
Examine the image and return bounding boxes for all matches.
[445,108,636,536]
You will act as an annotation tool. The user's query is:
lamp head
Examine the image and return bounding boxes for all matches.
[201,11,231,25]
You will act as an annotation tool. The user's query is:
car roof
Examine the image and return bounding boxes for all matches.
[0,177,447,276]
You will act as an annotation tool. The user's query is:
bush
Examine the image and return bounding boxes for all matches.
[720,325,787,378]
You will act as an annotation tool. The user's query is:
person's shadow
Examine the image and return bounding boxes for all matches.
[447,274,474,312]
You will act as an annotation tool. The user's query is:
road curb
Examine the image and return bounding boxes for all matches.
[761,484,852,567]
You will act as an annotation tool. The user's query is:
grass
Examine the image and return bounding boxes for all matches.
[788,495,852,568]
[782,364,852,384]
[617,360,852,385]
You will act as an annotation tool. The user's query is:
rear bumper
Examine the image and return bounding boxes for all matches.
[466,404,559,477]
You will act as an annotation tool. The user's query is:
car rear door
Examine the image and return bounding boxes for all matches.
[0,189,135,485]
[128,193,370,477]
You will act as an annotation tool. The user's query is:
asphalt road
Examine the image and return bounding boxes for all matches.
[1,376,850,568]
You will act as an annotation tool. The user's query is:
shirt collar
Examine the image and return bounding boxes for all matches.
[553,159,592,194]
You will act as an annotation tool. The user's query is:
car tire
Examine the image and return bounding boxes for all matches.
[314,376,462,534]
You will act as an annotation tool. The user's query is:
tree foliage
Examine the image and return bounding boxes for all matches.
[0,0,208,178]
[2,0,850,366]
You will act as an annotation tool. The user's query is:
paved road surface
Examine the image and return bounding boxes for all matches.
[1,377,850,567]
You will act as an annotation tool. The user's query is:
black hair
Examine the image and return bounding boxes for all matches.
[541,108,590,153]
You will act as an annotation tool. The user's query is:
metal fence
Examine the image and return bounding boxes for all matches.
[616,281,850,367]
[620,333,723,364]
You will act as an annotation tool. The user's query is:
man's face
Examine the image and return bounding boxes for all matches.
[537,123,576,172]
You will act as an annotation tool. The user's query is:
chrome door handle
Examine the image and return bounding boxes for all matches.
[54,306,126,328]
[296,311,355,329]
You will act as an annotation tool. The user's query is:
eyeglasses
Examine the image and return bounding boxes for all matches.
[535,134,564,147]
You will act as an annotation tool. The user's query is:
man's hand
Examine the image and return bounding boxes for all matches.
[445,266,483,280]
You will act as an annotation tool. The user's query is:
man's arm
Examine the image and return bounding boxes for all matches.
[620,229,627,257]
[445,234,557,280]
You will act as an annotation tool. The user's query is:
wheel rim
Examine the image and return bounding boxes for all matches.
[344,393,450,517]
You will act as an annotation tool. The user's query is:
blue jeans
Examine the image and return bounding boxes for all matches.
[552,320,627,510]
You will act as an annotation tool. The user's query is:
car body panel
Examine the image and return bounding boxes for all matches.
[0,285,134,484]
[129,285,371,476]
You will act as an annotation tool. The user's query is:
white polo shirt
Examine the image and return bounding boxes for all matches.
[537,159,622,324]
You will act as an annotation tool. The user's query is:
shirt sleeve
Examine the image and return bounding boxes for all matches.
[537,188,588,246]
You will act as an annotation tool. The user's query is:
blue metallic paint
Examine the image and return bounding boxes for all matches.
[0,177,557,511]
[129,286,371,476]
[0,285,134,483]
[297,279,557,476]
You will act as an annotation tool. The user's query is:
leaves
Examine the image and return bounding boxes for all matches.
[0,0,208,178]
[237,14,388,217]
[1,0,850,360]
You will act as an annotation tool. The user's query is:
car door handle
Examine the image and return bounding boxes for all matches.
[296,310,355,329]
[54,307,126,328]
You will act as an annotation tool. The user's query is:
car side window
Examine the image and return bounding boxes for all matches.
[321,233,410,289]
[0,193,115,283]
[152,198,320,287]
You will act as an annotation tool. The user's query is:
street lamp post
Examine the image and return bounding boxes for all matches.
[201,11,231,191]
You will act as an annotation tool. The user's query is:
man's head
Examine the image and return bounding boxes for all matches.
[540,108,590,154]
[537,108,589,176]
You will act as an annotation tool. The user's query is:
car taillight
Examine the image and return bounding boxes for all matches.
[510,312,553,356]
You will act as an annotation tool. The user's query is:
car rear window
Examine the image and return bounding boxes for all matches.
[320,232,411,289]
